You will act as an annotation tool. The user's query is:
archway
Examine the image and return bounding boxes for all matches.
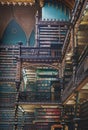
[1,19,27,45]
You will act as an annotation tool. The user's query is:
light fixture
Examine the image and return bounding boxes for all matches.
[30,2,33,6]
[1,2,4,5]
[7,1,10,5]
[86,4,88,9]
[66,57,71,61]
[66,52,72,56]
[39,0,44,7]
[25,109,34,112]
[24,2,27,6]
[66,100,75,105]
[12,2,16,6]
[18,2,22,6]
[19,106,24,112]
[41,105,59,108]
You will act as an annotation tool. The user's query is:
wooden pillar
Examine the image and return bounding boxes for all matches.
[21,111,25,130]
[61,58,65,91]
[74,23,79,47]
[15,81,21,130]
[73,91,80,130]
[74,92,79,119]
[72,24,78,84]
[14,42,22,130]
[51,86,55,102]
[16,42,22,81]
[71,27,75,83]
[35,11,39,47]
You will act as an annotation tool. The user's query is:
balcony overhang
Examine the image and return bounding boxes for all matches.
[62,76,88,105]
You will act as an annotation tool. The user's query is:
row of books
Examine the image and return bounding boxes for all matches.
[0,47,17,80]
[80,100,88,118]
[38,23,67,49]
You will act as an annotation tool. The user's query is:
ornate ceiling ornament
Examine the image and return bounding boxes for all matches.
[0,0,75,9]
[0,0,35,6]
[39,0,44,7]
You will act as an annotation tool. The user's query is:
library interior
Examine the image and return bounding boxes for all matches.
[0,0,88,130]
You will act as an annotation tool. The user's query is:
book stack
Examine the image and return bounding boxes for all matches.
[0,83,16,130]
[0,46,18,81]
[34,108,61,130]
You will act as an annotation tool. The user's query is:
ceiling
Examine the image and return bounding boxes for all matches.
[0,0,75,9]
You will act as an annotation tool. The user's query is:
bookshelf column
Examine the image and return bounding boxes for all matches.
[72,23,79,85]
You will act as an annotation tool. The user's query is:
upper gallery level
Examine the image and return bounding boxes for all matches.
[0,0,86,101]
[61,0,88,105]
[0,1,87,129]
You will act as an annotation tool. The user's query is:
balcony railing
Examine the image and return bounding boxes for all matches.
[19,91,61,103]
[71,0,85,24]
[75,56,88,85]
[20,46,61,58]
[62,77,74,102]
[0,45,61,81]
[75,46,88,85]
[0,45,61,58]
[62,46,88,102]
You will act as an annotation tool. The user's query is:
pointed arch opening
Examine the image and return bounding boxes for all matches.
[1,19,27,45]
[28,29,35,47]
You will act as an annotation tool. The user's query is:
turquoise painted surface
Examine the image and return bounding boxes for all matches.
[42,3,70,20]
[28,30,35,46]
[1,19,27,45]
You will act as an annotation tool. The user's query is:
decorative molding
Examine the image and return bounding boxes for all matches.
[0,0,35,5]
[0,0,75,9]
[39,0,44,7]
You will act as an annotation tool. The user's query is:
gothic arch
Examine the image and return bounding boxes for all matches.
[1,19,27,45]
[28,29,35,47]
